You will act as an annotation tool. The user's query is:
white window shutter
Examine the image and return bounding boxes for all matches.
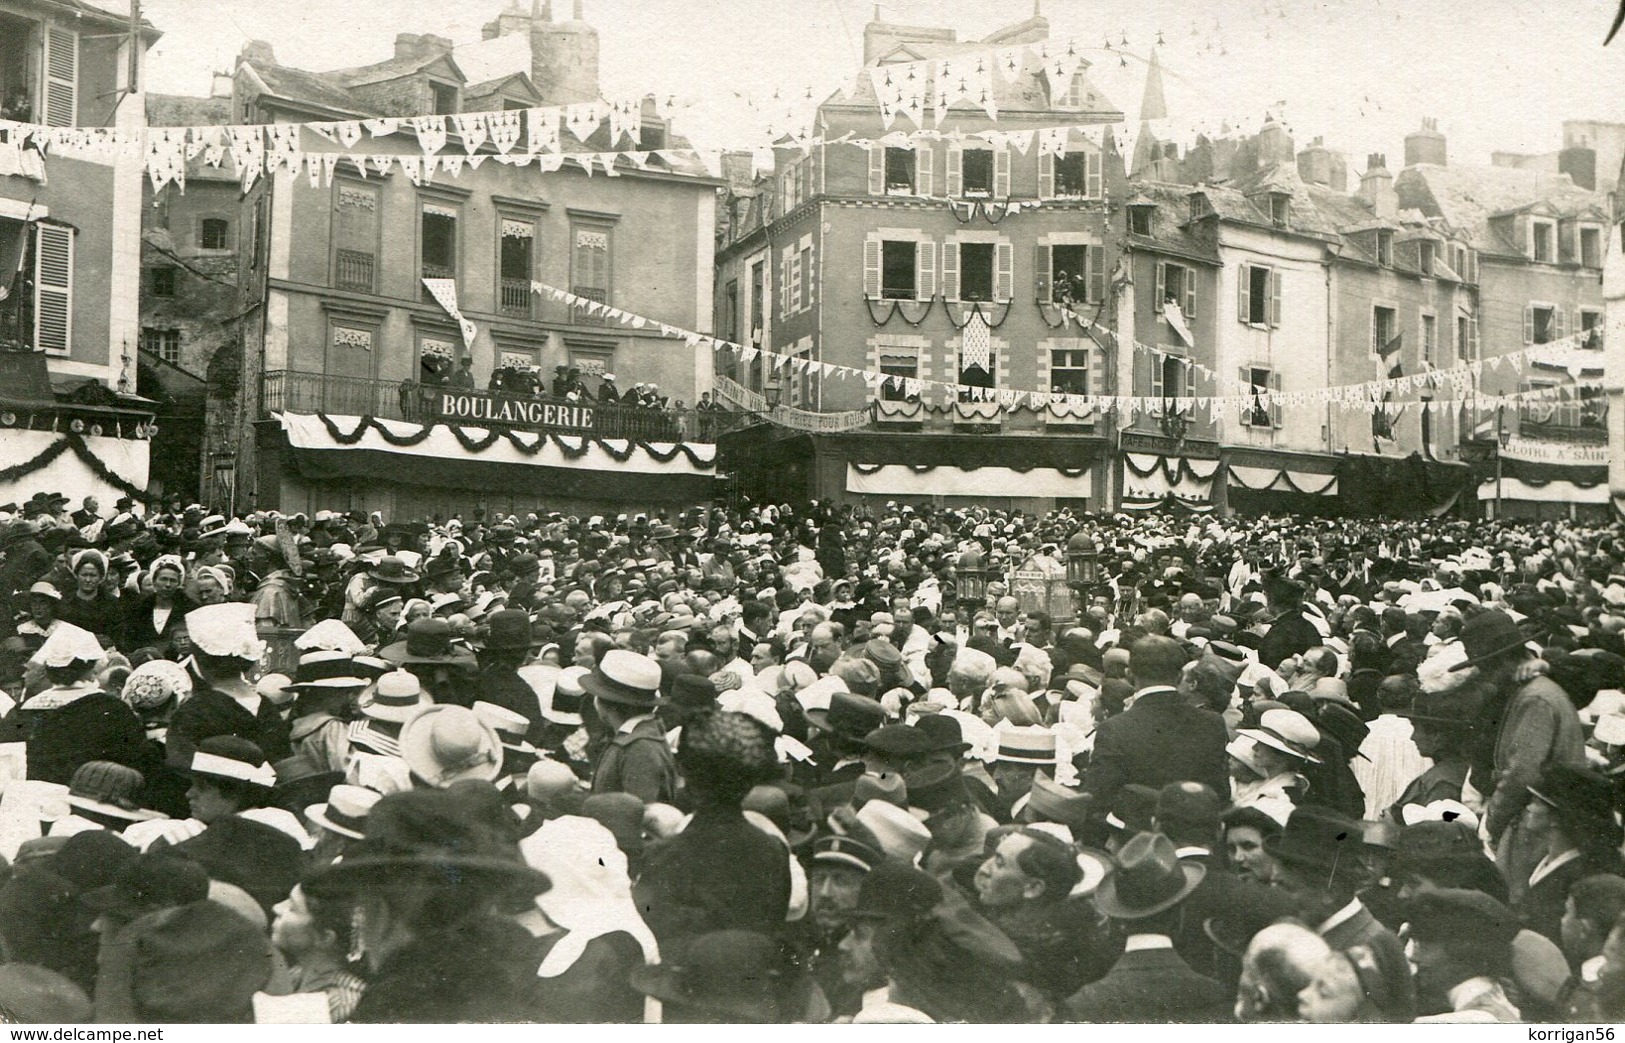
[1038,153,1054,200]
[994,147,1011,198]
[945,143,963,197]
[1087,244,1105,304]
[915,145,933,197]
[862,237,881,298]
[1086,151,1103,198]
[1183,266,1197,320]
[941,241,959,302]
[1269,269,1283,328]
[44,27,78,128]
[867,146,884,196]
[995,241,1014,302]
[1523,304,1534,344]
[1034,243,1051,302]
[916,241,936,300]
[34,224,73,354]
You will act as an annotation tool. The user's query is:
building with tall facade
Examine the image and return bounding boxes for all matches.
[0,0,158,507]
[169,3,726,518]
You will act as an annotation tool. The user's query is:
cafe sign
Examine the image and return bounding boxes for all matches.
[433,390,594,433]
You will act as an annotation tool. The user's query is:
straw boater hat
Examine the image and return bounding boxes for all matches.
[305,785,383,842]
[359,669,432,723]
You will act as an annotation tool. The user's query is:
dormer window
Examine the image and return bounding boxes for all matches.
[1530,218,1556,263]
[1376,230,1393,266]
[1128,205,1154,237]
[429,81,459,115]
[1268,193,1290,227]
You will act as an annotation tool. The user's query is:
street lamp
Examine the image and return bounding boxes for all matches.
[957,545,986,611]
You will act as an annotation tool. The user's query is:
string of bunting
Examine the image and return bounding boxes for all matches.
[532,281,1611,422]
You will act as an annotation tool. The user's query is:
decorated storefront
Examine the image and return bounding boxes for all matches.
[259,410,718,517]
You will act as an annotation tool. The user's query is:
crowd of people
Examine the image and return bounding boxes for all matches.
[0,485,1622,1023]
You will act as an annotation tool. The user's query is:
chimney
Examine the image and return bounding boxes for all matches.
[210,71,234,98]
[1357,154,1397,218]
[1297,137,1331,186]
[1560,145,1597,191]
[239,40,276,67]
[1404,117,1447,167]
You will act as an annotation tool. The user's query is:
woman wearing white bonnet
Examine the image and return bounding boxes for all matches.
[165,604,288,765]
[519,815,659,1022]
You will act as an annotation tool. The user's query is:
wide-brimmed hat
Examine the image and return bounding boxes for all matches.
[366,556,419,585]
[303,787,550,898]
[305,784,383,841]
[65,761,163,823]
[1265,805,1362,874]
[399,705,504,788]
[358,669,431,723]
[184,736,276,790]
[473,701,539,758]
[628,930,789,1023]
[1451,609,1534,671]
[805,691,885,740]
[1093,831,1206,919]
[1236,708,1323,764]
[579,650,664,709]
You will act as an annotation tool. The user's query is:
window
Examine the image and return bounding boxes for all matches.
[879,354,917,401]
[498,217,534,318]
[420,203,458,300]
[1157,261,1197,324]
[570,224,611,322]
[1418,240,1436,276]
[1375,231,1393,266]
[1241,366,1279,428]
[333,182,379,293]
[150,266,177,298]
[1581,226,1604,268]
[1237,264,1280,326]
[199,218,230,251]
[1049,348,1090,395]
[1525,304,1561,345]
[1048,244,1100,305]
[961,149,993,196]
[1129,206,1153,236]
[959,242,995,302]
[430,81,459,115]
[1421,313,1437,365]
[142,327,180,365]
[884,148,916,193]
[958,345,995,399]
[1581,309,1604,349]
[880,240,916,300]
[1372,305,1397,354]
[1051,152,1102,198]
[1531,219,1556,263]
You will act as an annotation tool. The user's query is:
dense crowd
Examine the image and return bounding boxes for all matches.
[0,485,1621,1023]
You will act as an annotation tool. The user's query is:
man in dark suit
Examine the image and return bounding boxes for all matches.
[1082,636,1229,812]
[1266,805,1415,1020]
[1064,832,1232,1023]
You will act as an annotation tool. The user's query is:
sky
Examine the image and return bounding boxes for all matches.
[134,0,1625,175]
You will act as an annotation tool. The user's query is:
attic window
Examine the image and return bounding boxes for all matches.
[1128,205,1153,236]
[1376,230,1393,266]
[430,81,459,115]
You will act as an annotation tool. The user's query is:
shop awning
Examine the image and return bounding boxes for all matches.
[846,464,1092,499]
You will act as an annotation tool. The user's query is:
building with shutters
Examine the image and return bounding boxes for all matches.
[0,0,159,507]
[1396,135,1611,519]
[716,8,1129,511]
[195,3,725,518]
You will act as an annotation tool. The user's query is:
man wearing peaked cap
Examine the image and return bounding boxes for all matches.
[1064,832,1231,1023]
[586,650,677,805]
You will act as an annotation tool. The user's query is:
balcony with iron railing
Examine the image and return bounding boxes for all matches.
[261,370,741,443]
